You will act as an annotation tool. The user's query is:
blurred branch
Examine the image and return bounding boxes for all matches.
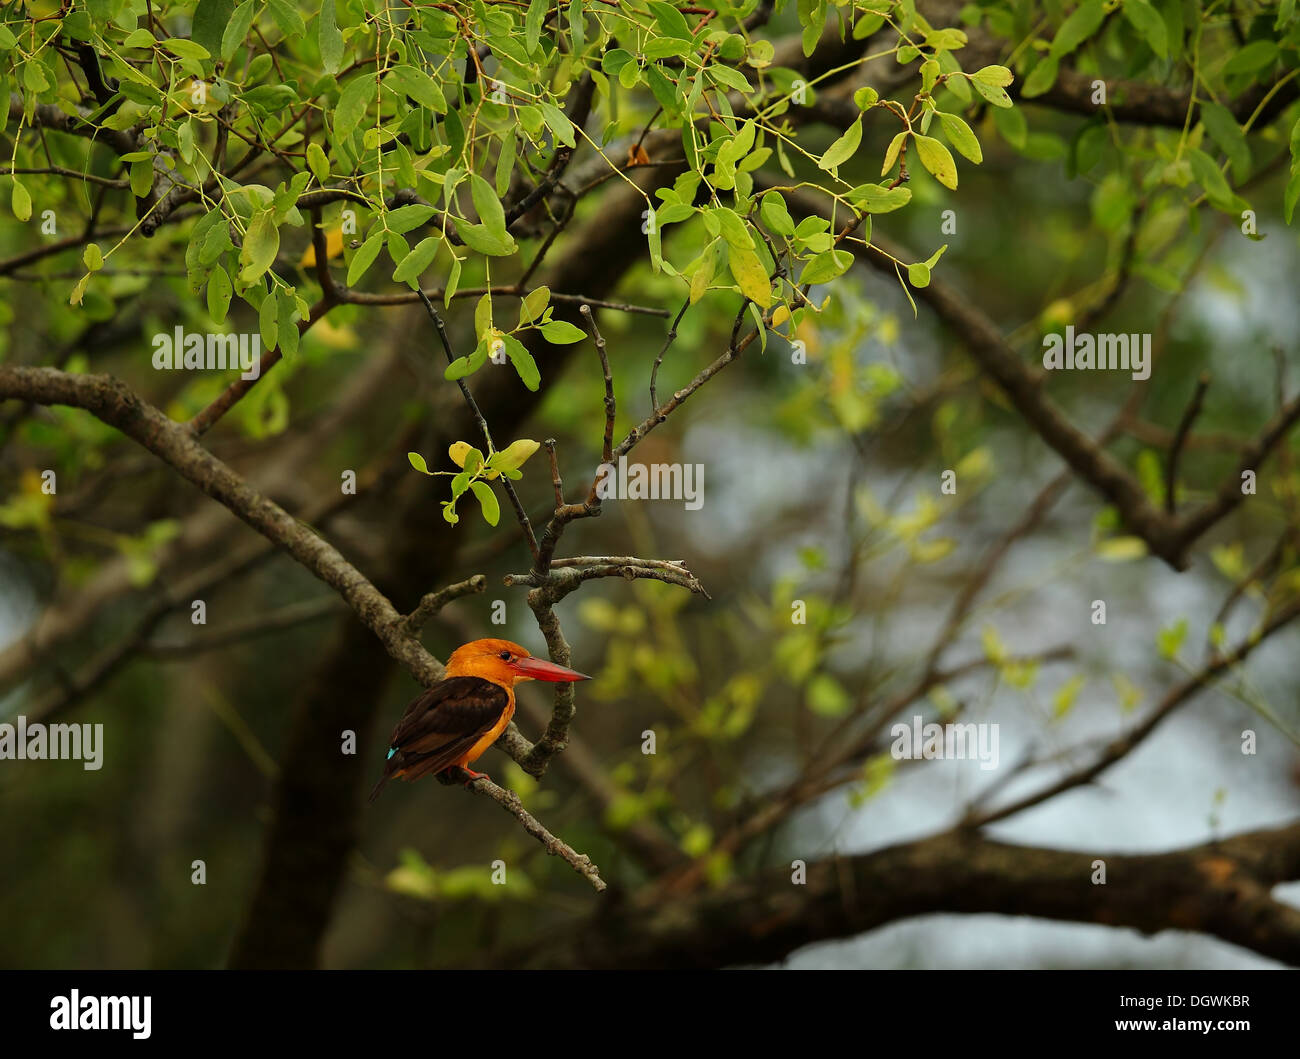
[505,821,1300,968]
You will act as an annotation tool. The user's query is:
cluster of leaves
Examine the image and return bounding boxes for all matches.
[971,0,1300,228]
[407,437,540,525]
[1,1,1007,368]
[444,286,587,390]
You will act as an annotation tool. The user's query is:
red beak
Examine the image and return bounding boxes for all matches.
[507,656,592,682]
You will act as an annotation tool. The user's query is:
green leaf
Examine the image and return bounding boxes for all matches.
[347,232,384,286]
[759,192,796,236]
[495,127,517,198]
[83,243,103,271]
[971,65,1014,88]
[445,255,462,308]
[392,237,440,286]
[539,102,576,148]
[386,204,437,234]
[970,76,1013,108]
[1122,0,1168,58]
[798,249,853,285]
[818,119,862,173]
[712,206,753,249]
[469,481,500,526]
[165,39,211,62]
[475,293,493,338]
[193,0,235,57]
[846,183,912,213]
[221,1,256,60]
[444,356,474,381]
[502,333,541,390]
[907,262,930,287]
[525,0,548,53]
[407,451,431,474]
[318,0,344,74]
[538,319,587,343]
[276,290,299,356]
[995,104,1029,149]
[468,172,507,237]
[1222,40,1278,77]
[518,286,550,326]
[648,0,693,41]
[387,65,442,109]
[306,143,330,184]
[258,291,279,350]
[266,0,307,39]
[1187,148,1235,209]
[239,209,280,282]
[1200,102,1249,172]
[206,265,232,322]
[1156,618,1187,660]
[130,158,153,199]
[1050,0,1105,59]
[1021,55,1059,98]
[914,135,958,189]
[937,112,982,163]
[459,224,517,256]
[335,75,376,141]
[806,673,851,717]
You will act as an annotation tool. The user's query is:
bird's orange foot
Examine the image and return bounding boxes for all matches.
[461,767,490,787]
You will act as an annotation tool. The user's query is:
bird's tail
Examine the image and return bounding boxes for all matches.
[368,773,390,803]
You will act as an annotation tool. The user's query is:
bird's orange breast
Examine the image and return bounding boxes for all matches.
[457,693,515,767]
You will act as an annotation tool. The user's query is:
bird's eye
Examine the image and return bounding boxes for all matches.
[499,651,511,660]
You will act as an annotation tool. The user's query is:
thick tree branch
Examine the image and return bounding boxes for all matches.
[501,822,1300,968]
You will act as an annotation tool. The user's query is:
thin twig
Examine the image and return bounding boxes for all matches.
[650,298,690,414]
[414,288,540,558]
[454,769,606,892]
[1166,373,1210,513]
[402,574,487,635]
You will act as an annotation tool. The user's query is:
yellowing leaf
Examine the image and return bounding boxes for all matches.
[1052,675,1086,719]
[914,135,958,190]
[1097,536,1148,562]
[492,438,540,472]
[11,179,31,222]
[727,245,772,307]
[881,131,907,177]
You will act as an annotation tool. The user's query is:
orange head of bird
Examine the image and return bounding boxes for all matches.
[444,638,591,687]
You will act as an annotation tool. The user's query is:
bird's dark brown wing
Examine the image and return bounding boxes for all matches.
[368,676,508,801]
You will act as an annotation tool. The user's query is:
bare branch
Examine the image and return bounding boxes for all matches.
[453,769,606,892]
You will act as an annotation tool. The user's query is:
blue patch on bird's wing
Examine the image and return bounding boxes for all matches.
[386,747,397,760]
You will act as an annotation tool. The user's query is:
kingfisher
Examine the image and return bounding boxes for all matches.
[368,638,590,802]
